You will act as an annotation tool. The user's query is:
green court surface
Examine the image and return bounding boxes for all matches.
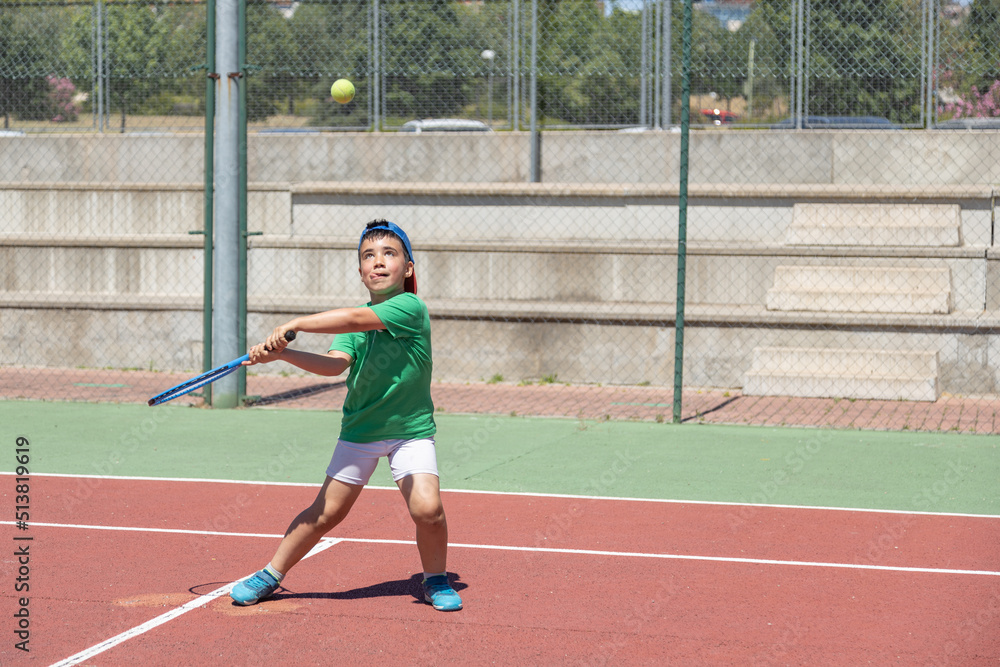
[2,400,996,515]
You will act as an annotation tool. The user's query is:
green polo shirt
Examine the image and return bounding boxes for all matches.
[329,292,435,443]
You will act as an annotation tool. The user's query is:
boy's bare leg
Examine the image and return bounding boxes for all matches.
[397,473,448,574]
[270,476,364,574]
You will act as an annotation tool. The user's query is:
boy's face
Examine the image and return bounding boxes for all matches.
[358,234,413,299]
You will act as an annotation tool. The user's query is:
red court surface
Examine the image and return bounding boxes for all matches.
[2,475,999,665]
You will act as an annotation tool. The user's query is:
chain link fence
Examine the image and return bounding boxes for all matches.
[2,0,999,432]
[0,0,207,402]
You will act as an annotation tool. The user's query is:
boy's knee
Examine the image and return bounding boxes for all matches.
[410,502,446,527]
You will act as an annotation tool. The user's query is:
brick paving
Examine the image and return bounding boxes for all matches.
[1,367,997,434]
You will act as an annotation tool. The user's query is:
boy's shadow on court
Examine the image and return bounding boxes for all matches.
[208,573,466,606]
[282,573,466,605]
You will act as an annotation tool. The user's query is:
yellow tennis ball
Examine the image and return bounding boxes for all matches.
[331,79,355,105]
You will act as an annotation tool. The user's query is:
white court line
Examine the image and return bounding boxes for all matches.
[49,536,343,667]
[4,471,999,519]
[5,521,1000,578]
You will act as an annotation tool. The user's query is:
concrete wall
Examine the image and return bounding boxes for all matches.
[2,130,999,395]
[3,130,1000,185]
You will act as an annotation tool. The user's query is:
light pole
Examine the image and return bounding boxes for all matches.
[481,48,495,127]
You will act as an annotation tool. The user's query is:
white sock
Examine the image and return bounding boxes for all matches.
[423,571,446,581]
[263,563,284,582]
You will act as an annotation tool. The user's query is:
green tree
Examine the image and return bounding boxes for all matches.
[967,0,1000,79]
[62,1,203,129]
[808,0,923,122]
[452,0,510,123]
[245,0,297,122]
[687,3,745,120]
[530,0,745,127]
[0,9,47,124]
[104,3,173,129]
[746,0,924,123]
[0,4,76,124]
[152,3,206,114]
[382,0,465,119]
[536,0,611,124]
[736,1,793,120]
[287,0,370,127]
[535,0,653,126]
[936,0,1000,119]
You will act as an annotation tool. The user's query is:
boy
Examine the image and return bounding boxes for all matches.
[229,220,462,612]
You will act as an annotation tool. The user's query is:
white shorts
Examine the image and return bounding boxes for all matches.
[326,437,439,486]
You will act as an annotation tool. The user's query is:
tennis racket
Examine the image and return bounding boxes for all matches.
[147,330,296,406]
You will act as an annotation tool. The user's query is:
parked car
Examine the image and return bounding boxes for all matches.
[770,115,901,129]
[701,108,738,125]
[617,125,681,133]
[933,117,1000,130]
[400,119,492,133]
[256,128,321,135]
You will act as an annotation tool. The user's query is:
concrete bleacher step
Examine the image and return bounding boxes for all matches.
[786,203,961,246]
[743,346,940,402]
[766,265,952,314]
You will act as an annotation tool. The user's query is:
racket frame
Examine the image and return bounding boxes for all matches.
[147,331,295,406]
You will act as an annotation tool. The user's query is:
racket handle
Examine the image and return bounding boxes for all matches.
[264,329,296,352]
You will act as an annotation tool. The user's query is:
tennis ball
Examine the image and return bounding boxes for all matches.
[331,79,355,105]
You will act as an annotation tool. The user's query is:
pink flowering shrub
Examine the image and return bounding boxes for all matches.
[938,78,1000,119]
[46,76,80,122]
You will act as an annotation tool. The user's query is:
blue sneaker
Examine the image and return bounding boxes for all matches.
[422,574,462,611]
[230,569,281,606]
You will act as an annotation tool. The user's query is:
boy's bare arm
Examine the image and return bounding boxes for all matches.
[262,308,384,354]
[245,348,352,377]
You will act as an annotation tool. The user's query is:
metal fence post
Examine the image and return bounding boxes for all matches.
[924,0,937,128]
[672,0,693,424]
[640,0,649,127]
[95,0,104,133]
[511,0,519,130]
[371,0,380,131]
[211,0,240,408]
[663,0,671,127]
[529,0,540,182]
[800,0,808,121]
[202,0,216,405]
[237,0,248,404]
